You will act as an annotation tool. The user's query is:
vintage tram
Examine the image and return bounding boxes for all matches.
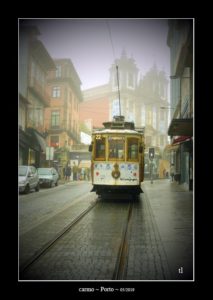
[89,115,145,197]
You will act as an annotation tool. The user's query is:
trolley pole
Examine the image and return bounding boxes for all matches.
[116,65,121,116]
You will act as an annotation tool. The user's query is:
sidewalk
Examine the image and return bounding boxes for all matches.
[142,179,193,280]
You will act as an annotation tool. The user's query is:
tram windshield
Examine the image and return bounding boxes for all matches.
[108,137,124,160]
[127,138,139,160]
[95,136,106,160]
[94,135,141,161]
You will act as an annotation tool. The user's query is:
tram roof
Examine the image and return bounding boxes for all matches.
[92,116,145,135]
[92,128,144,135]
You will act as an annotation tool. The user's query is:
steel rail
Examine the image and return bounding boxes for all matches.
[112,201,133,280]
[19,199,99,277]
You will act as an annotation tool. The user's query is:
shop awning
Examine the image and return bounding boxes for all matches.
[33,131,47,152]
[172,136,191,145]
[168,118,193,136]
[166,144,180,151]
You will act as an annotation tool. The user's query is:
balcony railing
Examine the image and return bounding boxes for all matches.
[46,124,80,142]
[27,120,45,133]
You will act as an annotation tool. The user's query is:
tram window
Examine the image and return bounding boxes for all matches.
[95,137,106,160]
[127,138,139,160]
[108,138,124,160]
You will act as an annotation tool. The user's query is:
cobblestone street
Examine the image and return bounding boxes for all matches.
[19,179,193,281]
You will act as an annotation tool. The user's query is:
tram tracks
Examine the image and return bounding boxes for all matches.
[19,198,99,278]
[112,201,133,280]
[20,197,136,280]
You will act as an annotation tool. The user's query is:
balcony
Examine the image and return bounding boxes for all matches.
[27,120,45,133]
[48,125,64,134]
[28,77,50,107]
[46,124,80,142]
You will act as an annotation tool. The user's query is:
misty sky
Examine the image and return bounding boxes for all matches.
[20,18,170,90]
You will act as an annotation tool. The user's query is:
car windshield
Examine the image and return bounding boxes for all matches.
[38,168,52,175]
[19,166,27,176]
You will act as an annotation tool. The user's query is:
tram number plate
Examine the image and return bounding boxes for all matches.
[95,135,102,139]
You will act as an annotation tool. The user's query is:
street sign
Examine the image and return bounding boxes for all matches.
[46,147,54,160]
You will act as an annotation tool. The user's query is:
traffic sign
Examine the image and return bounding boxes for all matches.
[149,147,155,159]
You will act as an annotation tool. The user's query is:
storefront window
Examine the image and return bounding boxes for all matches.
[28,148,36,165]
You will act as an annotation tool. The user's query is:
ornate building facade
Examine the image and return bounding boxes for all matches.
[80,51,169,175]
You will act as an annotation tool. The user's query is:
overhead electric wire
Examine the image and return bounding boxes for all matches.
[106,20,121,116]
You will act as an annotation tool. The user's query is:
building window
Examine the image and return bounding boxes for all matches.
[50,135,59,148]
[112,72,121,90]
[128,73,134,88]
[55,65,62,78]
[51,111,60,127]
[28,148,36,165]
[28,107,43,128]
[30,60,45,91]
[52,86,61,98]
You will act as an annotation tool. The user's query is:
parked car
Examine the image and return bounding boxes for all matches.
[37,167,59,188]
[19,165,40,194]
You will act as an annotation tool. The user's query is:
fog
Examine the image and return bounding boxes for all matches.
[19,18,172,148]
[19,18,170,90]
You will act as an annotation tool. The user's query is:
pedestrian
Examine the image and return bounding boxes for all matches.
[73,162,78,181]
[170,163,175,182]
[81,168,86,180]
[85,168,90,181]
[63,167,66,180]
[66,164,71,181]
